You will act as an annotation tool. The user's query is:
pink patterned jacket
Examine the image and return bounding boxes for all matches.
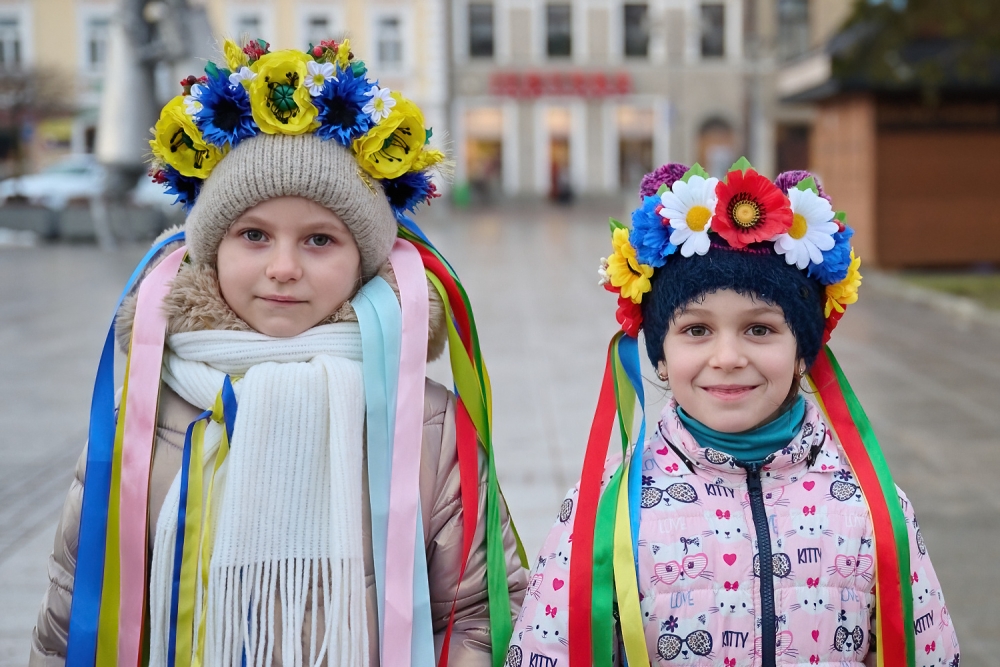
[506,399,959,667]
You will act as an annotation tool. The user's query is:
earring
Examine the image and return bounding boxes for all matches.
[797,364,807,378]
[656,370,670,388]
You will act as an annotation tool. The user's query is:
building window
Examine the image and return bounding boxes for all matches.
[777,0,809,61]
[700,3,725,58]
[468,3,494,58]
[377,15,403,69]
[85,17,110,71]
[235,13,262,40]
[623,4,649,58]
[305,15,331,47]
[0,18,22,68]
[546,4,572,58]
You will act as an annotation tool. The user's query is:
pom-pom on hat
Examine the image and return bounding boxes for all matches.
[599,158,863,366]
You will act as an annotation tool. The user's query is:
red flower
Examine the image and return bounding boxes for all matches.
[616,295,643,337]
[713,168,793,248]
[242,40,269,61]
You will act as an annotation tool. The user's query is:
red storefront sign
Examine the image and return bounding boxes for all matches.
[489,71,632,98]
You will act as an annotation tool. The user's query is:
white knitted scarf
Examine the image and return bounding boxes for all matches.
[148,323,369,667]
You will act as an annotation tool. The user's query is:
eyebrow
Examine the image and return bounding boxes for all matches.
[677,305,785,318]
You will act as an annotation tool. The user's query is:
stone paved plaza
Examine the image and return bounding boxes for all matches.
[1,202,998,665]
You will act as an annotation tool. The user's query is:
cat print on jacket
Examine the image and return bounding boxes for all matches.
[507,399,960,666]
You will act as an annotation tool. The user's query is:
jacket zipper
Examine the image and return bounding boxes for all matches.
[744,462,776,667]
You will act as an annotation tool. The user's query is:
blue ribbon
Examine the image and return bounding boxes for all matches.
[67,230,185,667]
[618,335,646,568]
[353,276,435,667]
[167,409,211,667]
[167,375,237,667]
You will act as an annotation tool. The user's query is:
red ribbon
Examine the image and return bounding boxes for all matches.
[569,344,618,667]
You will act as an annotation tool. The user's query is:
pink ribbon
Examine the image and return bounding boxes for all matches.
[117,246,186,666]
[382,239,429,666]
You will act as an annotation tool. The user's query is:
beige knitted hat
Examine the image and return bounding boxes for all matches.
[184,133,398,279]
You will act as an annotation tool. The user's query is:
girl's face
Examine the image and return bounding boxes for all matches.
[216,196,361,337]
[658,289,800,433]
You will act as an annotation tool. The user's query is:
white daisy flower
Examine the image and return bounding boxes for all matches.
[362,85,395,122]
[228,66,257,86]
[772,187,839,270]
[183,84,204,116]
[658,175,720,257]
[305,60,337,96]
[598,257,610,286]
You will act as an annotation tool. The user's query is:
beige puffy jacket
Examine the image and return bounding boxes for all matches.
[29,241,527,666]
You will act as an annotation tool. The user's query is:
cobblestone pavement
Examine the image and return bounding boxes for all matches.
[1,202,997,666]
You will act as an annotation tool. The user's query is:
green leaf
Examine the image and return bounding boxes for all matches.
[425,127,433,145]
[656,183,670,196]
[729,156,754,174]
[609,217,626,233]
[351,60,367,77]
[204,61,220,78]
[681,163,710,183]
[795,176,819,194]
[834,211,847,224]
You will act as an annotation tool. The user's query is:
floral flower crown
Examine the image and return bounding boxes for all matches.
[148,37,444,218]
[599,157,862,342]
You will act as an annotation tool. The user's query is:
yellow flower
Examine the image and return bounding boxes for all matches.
[223,38,248,70]
[607,227,654,303]
[824,251,862,317]
[352,93,427,179]
[149,95,225,179]
[335,39,352,71]
[248,50,319,135]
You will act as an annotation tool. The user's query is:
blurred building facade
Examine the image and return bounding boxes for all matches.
[0,0,114,174]
[448,0,854,201]
[5,0,867,195]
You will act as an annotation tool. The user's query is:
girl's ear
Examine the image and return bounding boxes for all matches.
[656,360,669,383]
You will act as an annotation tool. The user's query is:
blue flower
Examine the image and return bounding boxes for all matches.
[314,67,375,146]
[191,70,256,149]
[382,170,435,219]
[629,195,676,268]
[807,226,854,284]
[157,165,201,212]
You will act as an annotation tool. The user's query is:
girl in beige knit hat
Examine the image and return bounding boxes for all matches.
[30,38,526,667]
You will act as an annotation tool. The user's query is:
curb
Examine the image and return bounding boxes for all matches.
[864,270,1000,329]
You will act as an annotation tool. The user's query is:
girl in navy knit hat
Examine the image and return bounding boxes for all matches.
[504,160,958,667]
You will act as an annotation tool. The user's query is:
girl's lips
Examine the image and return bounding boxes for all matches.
[259,295,305,305]
[700,385,759,401]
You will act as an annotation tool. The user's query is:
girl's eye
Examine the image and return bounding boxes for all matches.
[686,325,709,337]
[243,229,265,243]
[309,235,333,247]
[748,325,770,336]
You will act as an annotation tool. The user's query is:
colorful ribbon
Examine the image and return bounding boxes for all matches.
[382,239,436,667]
[400,215,526,667]
[808,346,914,667]
[68,230,184,667]
[116,247,187,666]
[353,276,402,641]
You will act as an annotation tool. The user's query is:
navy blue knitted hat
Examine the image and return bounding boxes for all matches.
[640,241,826,367]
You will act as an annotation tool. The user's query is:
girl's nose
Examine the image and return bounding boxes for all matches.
[709,333,748,371]
[266,244,303,282]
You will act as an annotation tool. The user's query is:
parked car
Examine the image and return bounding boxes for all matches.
[0,154,107,209]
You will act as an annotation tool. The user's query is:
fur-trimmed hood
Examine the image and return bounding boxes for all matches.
[115,226,448,361]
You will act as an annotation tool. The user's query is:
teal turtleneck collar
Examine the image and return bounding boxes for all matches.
[676,395,806,464]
